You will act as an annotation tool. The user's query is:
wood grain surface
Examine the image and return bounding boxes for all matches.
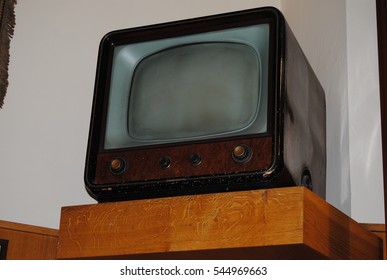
[57,187,382,259]
[0,220,58,260]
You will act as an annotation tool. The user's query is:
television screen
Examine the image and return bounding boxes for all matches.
[85,7,326,202]
[105,25,269,149]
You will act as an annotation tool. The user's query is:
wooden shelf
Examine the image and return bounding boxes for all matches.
[0,220,58,260]
[57,187,383,259]
[361,223,386,259]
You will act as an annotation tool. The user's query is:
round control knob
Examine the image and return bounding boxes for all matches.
[110,158,126,174]
[301,169,313,191]
[232,144,252,164]
[158,156,171,169]
[188,153,202,166]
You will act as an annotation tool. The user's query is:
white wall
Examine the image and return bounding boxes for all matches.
[0,0,384,229]
[282,0,385,223]
[282,0,352,216]
[347,0,384,223]
[0,0,281,229]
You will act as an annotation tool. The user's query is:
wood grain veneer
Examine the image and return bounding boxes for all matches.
[57,187,382,260]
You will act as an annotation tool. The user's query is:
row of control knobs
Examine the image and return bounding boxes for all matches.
[109,144,252,175]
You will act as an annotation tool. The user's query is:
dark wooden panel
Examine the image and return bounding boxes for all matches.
[376,0,387,257]
[95,136,273,183]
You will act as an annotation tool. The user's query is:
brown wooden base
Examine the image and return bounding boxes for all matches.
[57,187,383,260]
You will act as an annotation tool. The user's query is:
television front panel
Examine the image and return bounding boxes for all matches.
[85,7,326,202]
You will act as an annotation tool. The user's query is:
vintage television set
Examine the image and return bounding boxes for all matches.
[84,7,326,202]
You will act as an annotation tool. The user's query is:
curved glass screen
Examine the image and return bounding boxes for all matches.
[129,43,260,141]
[104,24,270,149]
